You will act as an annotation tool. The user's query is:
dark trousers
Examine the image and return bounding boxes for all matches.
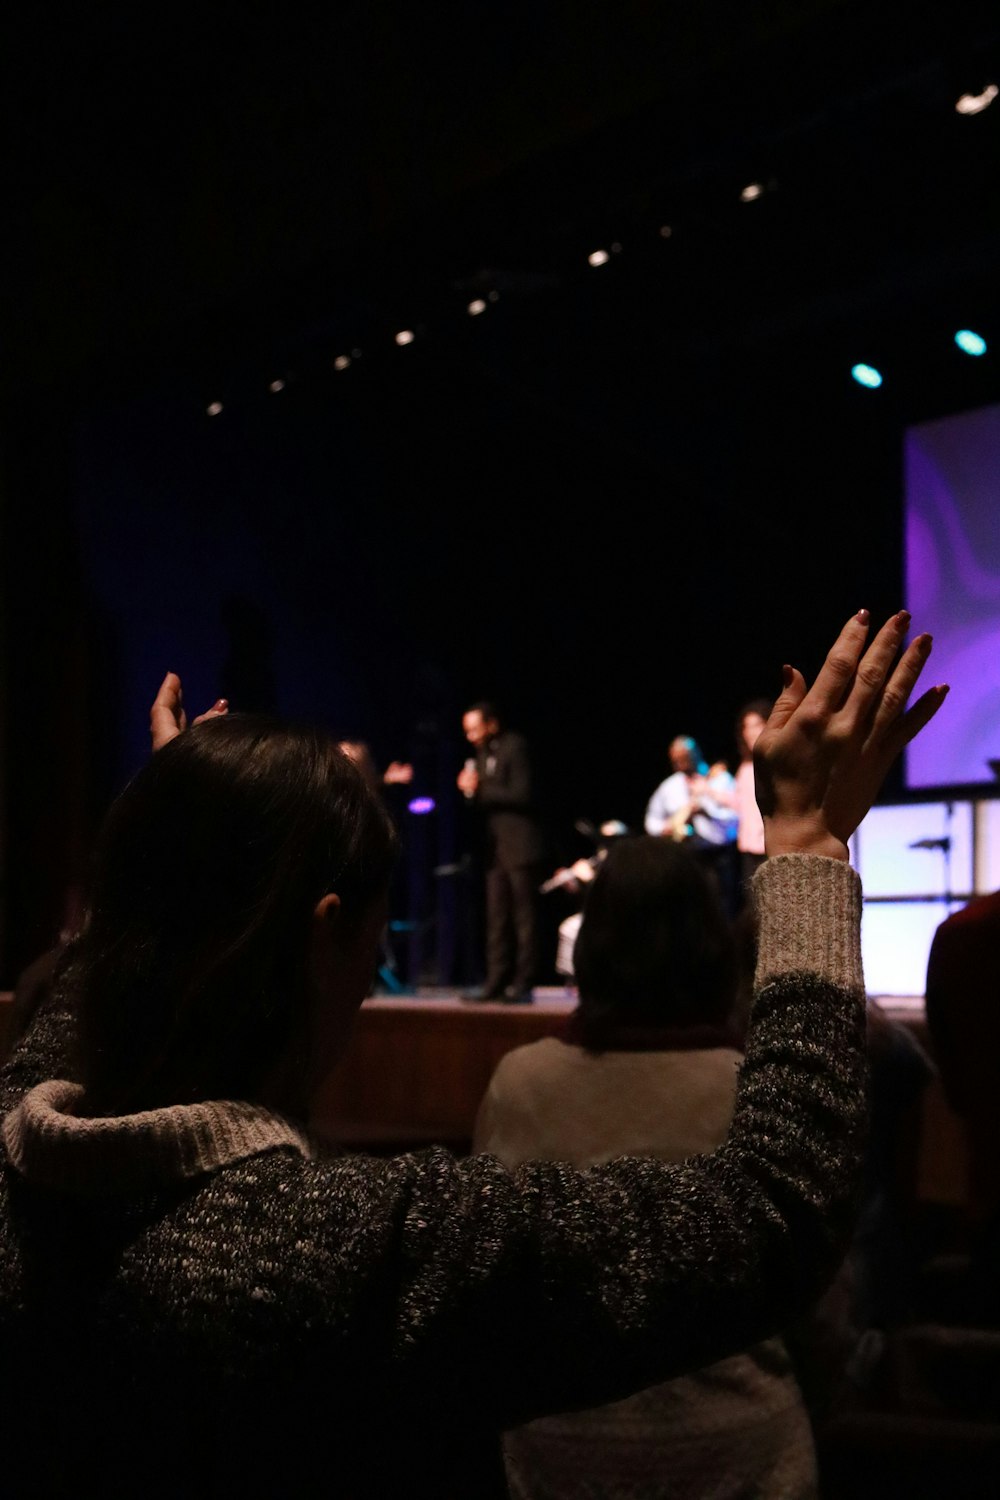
[485,863,541,994]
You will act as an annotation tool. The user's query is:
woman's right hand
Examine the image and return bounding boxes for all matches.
[754,609,948,861]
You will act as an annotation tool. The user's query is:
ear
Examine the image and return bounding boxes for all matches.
[310,892,342,957]
[314,892,342,922]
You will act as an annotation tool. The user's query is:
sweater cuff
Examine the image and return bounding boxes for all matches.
[753,854,864,995]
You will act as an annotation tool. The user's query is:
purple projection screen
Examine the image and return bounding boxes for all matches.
[905,401,1000,788]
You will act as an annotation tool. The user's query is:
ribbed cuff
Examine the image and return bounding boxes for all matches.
[753,854,864,995]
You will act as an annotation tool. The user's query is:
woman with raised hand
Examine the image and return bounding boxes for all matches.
[0,611,944,1499]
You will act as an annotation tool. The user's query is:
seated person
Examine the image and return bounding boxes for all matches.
[0,611,944,1496]
[475,836,819,1500]
[925,890,1000,1320]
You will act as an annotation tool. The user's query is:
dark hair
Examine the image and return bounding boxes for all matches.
[63,715,398,1113]
[735,699,773,761]
[572,837,737,1045]
[465,701,501,726]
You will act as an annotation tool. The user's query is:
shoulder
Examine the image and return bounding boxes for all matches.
[932,891,1000,951]
[490,1037,573,1090]
[947,890,1000,928]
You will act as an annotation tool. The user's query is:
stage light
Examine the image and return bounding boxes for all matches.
[467,298,487,316]
[333,354,352,371]
[588,249,610,267]
[268,379,285,393]
[851,363,883,389]
[955,329,987,356]
[408,796,436,815]
[206,401,223,416]
[659,225,673,238]
[740,182,764,202]
[955,84,997,115]
[395,329,415,346]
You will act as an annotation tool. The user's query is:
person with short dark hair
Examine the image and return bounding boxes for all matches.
[457,701,545,1002]
[0,611,946,1498]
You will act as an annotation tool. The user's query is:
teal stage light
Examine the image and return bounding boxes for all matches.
[851,364,883,389]
[955,329,987,357]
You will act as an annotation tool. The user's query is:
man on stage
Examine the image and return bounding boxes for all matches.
[458,702,545,1004]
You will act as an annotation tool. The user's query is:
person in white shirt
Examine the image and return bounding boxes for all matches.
[645,735,738,911]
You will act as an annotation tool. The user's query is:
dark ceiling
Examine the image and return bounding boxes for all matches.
[3,1,1000,977]
[5,1,999,396]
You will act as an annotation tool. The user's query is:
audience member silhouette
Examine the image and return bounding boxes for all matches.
[925,891,1000,1321]
[475,836,819,1500]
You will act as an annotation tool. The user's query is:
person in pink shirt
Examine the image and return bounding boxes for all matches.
[733,699,773,886]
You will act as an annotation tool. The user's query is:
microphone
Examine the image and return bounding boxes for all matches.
[462,758,477,799]
[909,837,951,851]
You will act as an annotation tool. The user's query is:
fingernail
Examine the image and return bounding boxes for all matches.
[916,633,932,653]
[896,609,911,628]
[937,683,950,696]
[215,698,228,710]
[782,664,794,688]
[855,608,869,624]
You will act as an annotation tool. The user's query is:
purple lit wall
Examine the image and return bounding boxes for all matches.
[905,401,1000,789]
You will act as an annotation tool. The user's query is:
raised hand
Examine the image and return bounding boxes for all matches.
[149,673,229,752]
[754,609,948,861]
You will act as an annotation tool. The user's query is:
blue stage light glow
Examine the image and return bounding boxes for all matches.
[955,329,987,357]
[408,796,436,815]
[851,363,883,389]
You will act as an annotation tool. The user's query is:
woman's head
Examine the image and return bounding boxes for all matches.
[736,699,772,761]
[66,716,398,1114]
[572,836,736,1045]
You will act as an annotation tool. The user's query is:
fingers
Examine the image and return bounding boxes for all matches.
[800,609,872,713]
[761,664,807,732]
[192,698,229,728]
[149,672,186,751]
[887,682,949,756]
[151,671,182,712]
[837,611,911,729]
[867,632,933,742]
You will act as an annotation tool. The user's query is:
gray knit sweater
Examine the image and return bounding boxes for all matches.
[0,856,865,1499]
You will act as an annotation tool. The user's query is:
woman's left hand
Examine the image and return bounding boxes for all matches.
[149,672,228,752]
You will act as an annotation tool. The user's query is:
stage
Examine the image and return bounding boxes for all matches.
[310,987,968,1212]
[0,985,967,1209]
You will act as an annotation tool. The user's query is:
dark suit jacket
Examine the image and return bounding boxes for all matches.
[475,731,545,869]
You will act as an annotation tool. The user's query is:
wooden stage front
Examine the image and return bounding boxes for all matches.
[311,988,969,1210]
[0,987,970,1208]
[312,987,576,1150]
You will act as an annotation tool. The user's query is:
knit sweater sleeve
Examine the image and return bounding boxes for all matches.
[372,854,866,1425]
